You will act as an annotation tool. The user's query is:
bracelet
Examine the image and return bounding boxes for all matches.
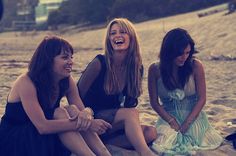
[83,107,94,116]
[167,117,175,124]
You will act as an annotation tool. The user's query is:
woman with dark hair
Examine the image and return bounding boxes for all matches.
[0,36,112,156]
[78,18,157,156]
[148,28,223,154]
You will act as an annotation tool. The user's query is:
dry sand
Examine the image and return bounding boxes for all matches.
[0,4,236,156]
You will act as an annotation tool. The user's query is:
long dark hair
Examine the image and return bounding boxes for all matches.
[28,36,73,109]
[159,28,196,90]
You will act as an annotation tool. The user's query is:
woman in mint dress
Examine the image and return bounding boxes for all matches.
[148,28,223,155]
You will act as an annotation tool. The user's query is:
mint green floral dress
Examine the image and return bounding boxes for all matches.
[151,75,223,155]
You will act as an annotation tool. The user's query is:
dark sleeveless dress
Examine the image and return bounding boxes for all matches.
[78,54,138,114]
[77,54,140,140]
[0,95,71,156]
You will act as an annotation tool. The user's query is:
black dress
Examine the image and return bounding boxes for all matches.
[77,54,139,114]
[0,97,71,156]
[77,54,141,141]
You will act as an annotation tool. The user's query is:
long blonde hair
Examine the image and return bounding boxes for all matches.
[104,18,142,98]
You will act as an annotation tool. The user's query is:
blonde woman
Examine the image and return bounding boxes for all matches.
[78,18,157,156]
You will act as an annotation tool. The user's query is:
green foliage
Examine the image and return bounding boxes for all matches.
[48,0,114,26]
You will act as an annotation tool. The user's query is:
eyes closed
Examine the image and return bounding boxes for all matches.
[110,29,127,35]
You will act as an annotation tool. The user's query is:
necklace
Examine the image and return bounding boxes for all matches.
[113,66,126,92]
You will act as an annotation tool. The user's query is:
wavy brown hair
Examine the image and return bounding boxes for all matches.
[28,36,73,109]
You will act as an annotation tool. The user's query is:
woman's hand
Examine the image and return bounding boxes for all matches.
[180,122,189,134]
[65,105,92,131]
[75,111,92,131]
[82,107,94,120]
[90,119,112,135]
[168,118,180,132]
[180,118,194,134]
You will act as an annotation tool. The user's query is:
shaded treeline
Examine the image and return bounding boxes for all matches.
[0,0,230,31]
[48,0,229,27]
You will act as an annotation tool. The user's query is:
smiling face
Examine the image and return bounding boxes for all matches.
[53,50,73,80]
[109,23,130,53]
[174,44,191,67]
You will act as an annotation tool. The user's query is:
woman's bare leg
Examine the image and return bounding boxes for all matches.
[54,107,95,156]
[104,125,156,149]
[64,105,111,156]
[112,108,156,156]
[80,131,111,156]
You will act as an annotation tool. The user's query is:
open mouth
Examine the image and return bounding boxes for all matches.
[65,66,72,72]
[115,39,124,45]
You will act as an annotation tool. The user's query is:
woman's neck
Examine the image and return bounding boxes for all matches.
[113,53,127,68]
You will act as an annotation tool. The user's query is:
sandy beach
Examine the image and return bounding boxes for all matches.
[0,4,236,155]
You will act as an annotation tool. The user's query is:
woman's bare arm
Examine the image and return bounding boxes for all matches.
[180,59,206,133]
[148,63,180,131]
[78,57,102,98]
[15,74,78,134]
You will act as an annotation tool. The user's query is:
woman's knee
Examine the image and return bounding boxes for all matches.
[142,125,157,144]
[64,104,79,117]
[117,108,139,119]
[53,107,69,119]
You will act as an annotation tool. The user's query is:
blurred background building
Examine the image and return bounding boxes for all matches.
[35,0,66,24]
[0,0,65,31]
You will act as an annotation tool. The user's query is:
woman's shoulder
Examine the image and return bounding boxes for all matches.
[14,73,36,91]
[14,73,32,85]
[8,73,35,102]
[192,58,202,65]
[95,54,105,61]
[148,62,161,78]
[192,58,205,78]
[149,62,160,69]
[192,58,204,71]
[87,55,103,72]
[80,54,104,80]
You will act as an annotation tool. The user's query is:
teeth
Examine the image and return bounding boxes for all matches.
[115,39,123,44]
[65,67,72,71]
